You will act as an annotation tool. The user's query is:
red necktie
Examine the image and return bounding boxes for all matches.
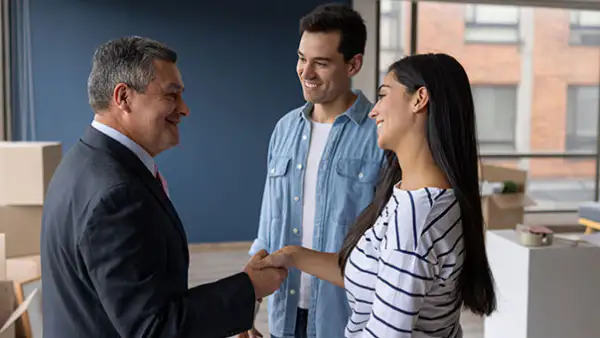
[154,165,170,197]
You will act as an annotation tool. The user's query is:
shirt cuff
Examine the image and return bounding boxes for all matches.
[248,238,267,256]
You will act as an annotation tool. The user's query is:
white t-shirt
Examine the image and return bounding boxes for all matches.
[299,121,332,309]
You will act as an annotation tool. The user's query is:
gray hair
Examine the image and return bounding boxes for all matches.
[87,36,178,111]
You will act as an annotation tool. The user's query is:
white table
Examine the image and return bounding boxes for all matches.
[484,229,600,338]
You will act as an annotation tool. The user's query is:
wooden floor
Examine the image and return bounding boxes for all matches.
[189,249,484,338]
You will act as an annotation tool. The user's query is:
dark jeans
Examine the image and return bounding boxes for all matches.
[271,308,308,338]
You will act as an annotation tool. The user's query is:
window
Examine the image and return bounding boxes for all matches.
[570,10,600,46]
[464,4,520,44]
[380,1,403,51]
[378,0,410,89]
[566,86,599,151]
[472,85,517,152]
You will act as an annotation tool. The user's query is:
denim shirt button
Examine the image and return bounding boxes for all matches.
[290,289,296,295]
[293,228,299,234]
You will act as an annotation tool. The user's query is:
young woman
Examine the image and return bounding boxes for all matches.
[252,53,497,337]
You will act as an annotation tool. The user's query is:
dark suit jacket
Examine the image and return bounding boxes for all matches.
[41,126,256,338]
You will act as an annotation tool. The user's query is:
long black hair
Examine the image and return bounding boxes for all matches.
[338,53,496,316]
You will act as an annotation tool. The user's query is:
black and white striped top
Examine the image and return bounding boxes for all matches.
[343,185,464,338]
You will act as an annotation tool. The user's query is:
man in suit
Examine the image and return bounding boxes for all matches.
[41,36,287,338]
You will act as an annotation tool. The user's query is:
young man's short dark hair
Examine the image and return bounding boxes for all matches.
[299,3,367,61]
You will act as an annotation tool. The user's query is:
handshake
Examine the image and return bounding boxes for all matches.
[240,249,294,338]
[243,248,293,300]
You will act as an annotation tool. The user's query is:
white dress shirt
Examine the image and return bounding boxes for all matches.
[91,120,156,175]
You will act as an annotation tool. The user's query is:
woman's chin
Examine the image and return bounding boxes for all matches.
[377,136,389,151]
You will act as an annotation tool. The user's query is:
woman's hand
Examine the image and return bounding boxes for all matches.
[250,246,298,270]
[251,246,344,287]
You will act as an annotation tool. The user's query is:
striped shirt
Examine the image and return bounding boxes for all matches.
[343,185,464,338]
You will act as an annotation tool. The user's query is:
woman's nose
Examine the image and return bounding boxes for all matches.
[368,109,378,119]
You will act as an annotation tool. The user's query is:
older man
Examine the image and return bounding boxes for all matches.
[41,36,287,338]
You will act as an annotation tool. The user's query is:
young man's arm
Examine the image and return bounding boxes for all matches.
[249,124,278,256]
[242,123,280,338]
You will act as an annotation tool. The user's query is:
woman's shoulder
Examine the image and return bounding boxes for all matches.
[390,185,457,218]
[384,186,461,255]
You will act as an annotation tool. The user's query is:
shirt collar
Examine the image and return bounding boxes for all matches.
[298,89,372,125]
[91,120,156,175]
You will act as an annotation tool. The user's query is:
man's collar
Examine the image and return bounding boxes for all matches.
[90,120,156,175]
[298,89,372,125]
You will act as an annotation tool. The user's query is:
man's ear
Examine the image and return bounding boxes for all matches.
[113,83,131,113]
[347,54,363,77]
[413,87,429,114]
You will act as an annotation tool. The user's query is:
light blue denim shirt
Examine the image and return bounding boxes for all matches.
[250,90,385,338]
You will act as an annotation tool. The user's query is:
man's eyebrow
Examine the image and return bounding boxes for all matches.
[166,83,184,92]
[297,51,331,62]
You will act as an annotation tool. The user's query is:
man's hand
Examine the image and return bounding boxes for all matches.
[244,249,288,299]
[237,326,263,338]
[250,247,295,270]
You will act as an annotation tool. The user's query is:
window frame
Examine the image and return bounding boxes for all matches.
[565,85,599,151]
[569,10,600,46]
[464,4,521,44]
[471,84,519,151]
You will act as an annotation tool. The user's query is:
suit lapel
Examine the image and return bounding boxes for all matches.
[139,167,189,245]
[81,127,189,250]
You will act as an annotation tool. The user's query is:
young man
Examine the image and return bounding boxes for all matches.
[246,4,384,338]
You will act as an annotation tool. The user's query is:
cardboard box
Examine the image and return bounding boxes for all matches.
[6,256,40,284]
[480,164,535,230]
[0,141,62,205]
[0,206,42,258]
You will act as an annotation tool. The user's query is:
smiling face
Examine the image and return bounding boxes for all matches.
[296,31,359,104]
[115,60,189,156]
[369,71,429,152]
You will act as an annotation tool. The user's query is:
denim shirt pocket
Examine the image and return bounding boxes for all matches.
[330,158,381,231]
[268,156,291,178]
[267,156,291,204]
[267,156,291,252]
[335,158,380,183]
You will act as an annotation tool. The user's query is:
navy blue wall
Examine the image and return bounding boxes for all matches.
[12,0,349,243]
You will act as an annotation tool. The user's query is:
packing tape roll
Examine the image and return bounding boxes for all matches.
[519,226,553,247]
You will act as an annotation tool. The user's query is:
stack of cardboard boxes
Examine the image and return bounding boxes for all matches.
[0,141,62,337]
